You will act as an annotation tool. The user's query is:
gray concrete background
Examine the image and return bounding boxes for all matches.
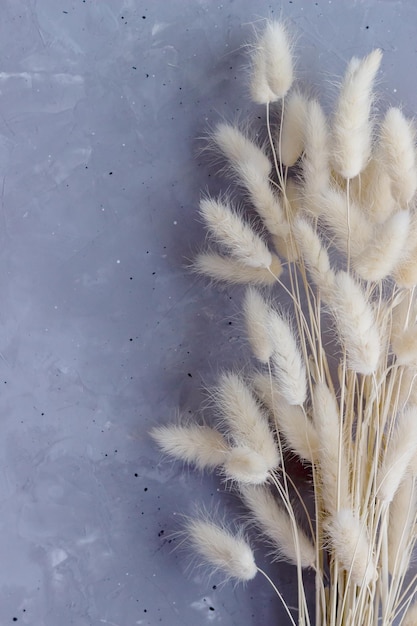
[0,1,416,624]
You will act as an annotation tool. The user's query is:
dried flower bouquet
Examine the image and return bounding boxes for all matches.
[152,20,417,626]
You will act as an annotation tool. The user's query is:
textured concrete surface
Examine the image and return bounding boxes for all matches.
[0,1,416,625]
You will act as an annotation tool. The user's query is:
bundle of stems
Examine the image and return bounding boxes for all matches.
[152,20,417,626]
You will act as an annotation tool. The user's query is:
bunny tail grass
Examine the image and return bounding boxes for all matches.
[377,405,417,503]
[151,424,228,470]
[380,107,417,206]
[313,382,350,513]
[302,99,330,200]
[292,216,335,293]
[193,251,282,285]
[250,20,294,103]
[325,508,377,586]
[243,287,274,363]
[387,475,416,575]
[327,270,381,374]
[332,48,382,179]
[252,372,319,463]
[223,446,271,485]
[152,18,417,626]
[240,484,316,568]
[268,309,307,406]
[352,210,410,281]
[213,123,271,180]
[280,90,307,166]
[216,372,280,471]
[186,518,257,581]
[199,196,272,268]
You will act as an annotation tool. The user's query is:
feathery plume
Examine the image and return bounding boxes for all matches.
[357,157,396,224]
[352,210,410,281]
[292,216,335,294]
[377,405,417,503]
[284,177,303,219]
[390,291,417,365]
[242,174,289,237]
[151,424,228,470]
[250,21,294,104]
[387,475,416,575]
[216,372,280,471]
[302,99,330,200]
[223,446,270,484]
[241,485,316,568]
[272,232,298,262]
[279,90,307,166]
[379,107,417,206]
[212,124,289,237]
[213,123,271,180]
[199,197,272,268]
[327,270,381,374]
[252,372,319,463]
[243,287,274,363]
[387,366,417,413]
[326,508,377,586]
[268,309,307,405]
[332,49,382,179]
[313,188,373,260]
[393,211,417,287]
[250,46,276,105]
[313,383,350,513]
[186,518,257,581]
[391,327,417,366]
[193,251,282,285]
[213,123,288,235]
[271,179,302,261]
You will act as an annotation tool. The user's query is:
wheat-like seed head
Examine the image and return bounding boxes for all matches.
[252,372,319,463]
[379,107,417,206]
[268,309,307,406]
[243,287,274,363]
[250,21,294,103]
[279,90,307,167]
[193,251,282,285]
[186,518,258,582]
[199,196,272,268]
[151,423,228,470]
[332,49,382,179]
[302,98,330,200]
[240,484,316,568]
[377,405,417,503]
[222,446,271,485]
[216,372,280,471]
[325,508,377,586]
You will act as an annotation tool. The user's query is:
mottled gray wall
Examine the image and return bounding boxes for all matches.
[0,1,415,625]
